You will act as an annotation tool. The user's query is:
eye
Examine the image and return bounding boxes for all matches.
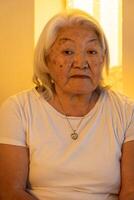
[62,50,74,55]
[87,50,97,55]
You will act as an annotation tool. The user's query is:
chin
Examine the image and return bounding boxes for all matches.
[69,88,93,95]
[65,82,96,95]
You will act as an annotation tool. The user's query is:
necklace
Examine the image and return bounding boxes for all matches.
[57,96,92,140]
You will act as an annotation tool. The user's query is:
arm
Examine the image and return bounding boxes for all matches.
[0,144,38,200]
[119,140,134,200]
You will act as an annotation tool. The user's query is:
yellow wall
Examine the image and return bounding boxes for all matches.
[123,0,134,99]
[0,0,65,105]
[0,0,34,104]
[1,0,134,104]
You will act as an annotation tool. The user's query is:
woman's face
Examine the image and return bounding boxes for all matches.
[46,25,104,96]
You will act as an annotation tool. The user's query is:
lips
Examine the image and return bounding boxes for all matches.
[70,75,90,79]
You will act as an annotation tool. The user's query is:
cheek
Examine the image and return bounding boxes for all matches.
[48,58,69,79]
[49,55,59,66]
[91,56,104,71]
[89,61,103,79]
[49,54,68,68]
[48,48,72,69]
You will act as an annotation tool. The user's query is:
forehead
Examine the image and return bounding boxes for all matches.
[55,25,99,45]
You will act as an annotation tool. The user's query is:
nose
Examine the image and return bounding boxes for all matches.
[72,53,88,69]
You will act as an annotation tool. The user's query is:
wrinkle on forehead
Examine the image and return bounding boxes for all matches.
[55,38,101,51]
[58,24,94,34]
[50,25,102,50]
[58,38,73,45]
[58,37,98,45]
[54,26,99,45]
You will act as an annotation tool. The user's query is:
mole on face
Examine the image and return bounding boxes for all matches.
[59,65,63,68]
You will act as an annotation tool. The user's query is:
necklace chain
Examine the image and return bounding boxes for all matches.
[57,96,91,140]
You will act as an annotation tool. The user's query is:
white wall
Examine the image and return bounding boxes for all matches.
[35,0,65,44]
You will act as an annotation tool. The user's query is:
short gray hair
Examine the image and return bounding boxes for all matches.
[33,9,110,100]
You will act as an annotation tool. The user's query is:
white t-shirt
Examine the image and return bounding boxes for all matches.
[0,88,134,200]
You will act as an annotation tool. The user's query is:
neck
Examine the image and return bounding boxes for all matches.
[50,90,100,117]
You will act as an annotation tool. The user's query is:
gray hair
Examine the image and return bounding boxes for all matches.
[33,9,110,100]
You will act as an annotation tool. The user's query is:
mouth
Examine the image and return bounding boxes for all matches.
[70,75,90,79]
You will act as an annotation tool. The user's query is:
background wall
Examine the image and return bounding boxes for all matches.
[0,0,134,105]
[0,0,34,104]
[0,0,65,105]
[35,0,65,44]
[123,0,134,99]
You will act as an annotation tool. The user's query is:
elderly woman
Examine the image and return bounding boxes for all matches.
[0,9,134,200]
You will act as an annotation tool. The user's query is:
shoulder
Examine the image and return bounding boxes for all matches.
[103,89,134,128]
[104,89,134,110]
[0,88,43,117]
[102,89,134,144]
[1,88,39,108]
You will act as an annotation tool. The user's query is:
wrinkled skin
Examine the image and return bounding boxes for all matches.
[47,25,104,97]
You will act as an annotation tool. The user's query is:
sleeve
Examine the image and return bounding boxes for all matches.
[0,97,27,146]
[124,106,134,143]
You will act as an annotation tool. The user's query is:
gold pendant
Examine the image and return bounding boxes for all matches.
[71,131,78,140]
